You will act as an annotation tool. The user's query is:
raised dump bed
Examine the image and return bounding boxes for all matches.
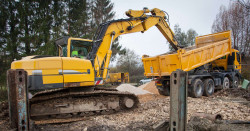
[142,31,232,77]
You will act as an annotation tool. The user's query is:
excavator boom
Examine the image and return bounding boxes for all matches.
[87,8,179,79]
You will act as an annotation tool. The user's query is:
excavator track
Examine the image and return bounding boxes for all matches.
[29,87,139,124]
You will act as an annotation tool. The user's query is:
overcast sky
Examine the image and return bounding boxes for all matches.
[111,0,231,57]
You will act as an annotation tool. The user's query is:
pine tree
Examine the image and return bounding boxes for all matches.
[90,0,124,61]
[169,24,198,51]
[6,1,20,60]
[67,0,89,38]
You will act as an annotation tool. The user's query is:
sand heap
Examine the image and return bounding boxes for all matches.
[138,81,159,95]
[138,83,149,89]
[116,84,151,95]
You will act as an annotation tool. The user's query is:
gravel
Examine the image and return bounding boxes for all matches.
[138,83,149,89]
[1,87,249,131]
[116,84,151,95]
[32,88,250,130]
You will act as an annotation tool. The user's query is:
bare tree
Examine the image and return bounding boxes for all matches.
[212,0,250,56]
[116,49,144,82]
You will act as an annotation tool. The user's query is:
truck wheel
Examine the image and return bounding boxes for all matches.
[157,86,170,96]
[190,79,204,98]
[222,77,230,89]
[203,79,214,97]
[233,76,239,88]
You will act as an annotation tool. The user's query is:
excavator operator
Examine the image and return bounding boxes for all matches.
[71,50,85,59]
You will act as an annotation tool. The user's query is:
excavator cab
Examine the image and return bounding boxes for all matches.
[55,36,92,59]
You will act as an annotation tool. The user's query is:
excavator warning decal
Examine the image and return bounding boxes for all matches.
[95,77,103,85]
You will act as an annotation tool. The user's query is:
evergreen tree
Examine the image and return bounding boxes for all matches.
[88,0,115,37]
[67,0,89,38]
[92,0,124,61]
[169,24,198,51]
[186,29,198,46]
[5,1,21,60]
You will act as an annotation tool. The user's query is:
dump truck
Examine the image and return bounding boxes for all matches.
[142,31,242,97]
[8,7,183,124]
[106,72,129,85]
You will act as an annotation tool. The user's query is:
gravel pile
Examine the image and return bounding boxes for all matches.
[116,84,151,95]
[138,83,149,89]
[143,81,159,95]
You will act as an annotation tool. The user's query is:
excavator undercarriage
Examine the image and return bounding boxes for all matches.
[30,88,139,121]
[7,69,139,125]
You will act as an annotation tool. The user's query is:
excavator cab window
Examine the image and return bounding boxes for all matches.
[70,40,92,59]
[62,45,67,57]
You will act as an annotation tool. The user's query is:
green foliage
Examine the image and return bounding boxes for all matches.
[0,87,7,102]
[111,37,126,61]
[169,24,198,51]
[68,0,88,37]
[88,0,115,37]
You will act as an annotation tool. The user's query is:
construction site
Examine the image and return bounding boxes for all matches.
[0,82,249,130]
[0,1,250,131]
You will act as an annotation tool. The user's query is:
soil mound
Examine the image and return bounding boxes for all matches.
[143,81,159,95]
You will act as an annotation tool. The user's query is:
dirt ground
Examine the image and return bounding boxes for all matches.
[0,87,249,131]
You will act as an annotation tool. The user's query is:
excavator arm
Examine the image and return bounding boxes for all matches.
[87,8,179,79]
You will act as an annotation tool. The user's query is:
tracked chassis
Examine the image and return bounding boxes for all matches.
[7,69,139,126]
[29,87,139,124]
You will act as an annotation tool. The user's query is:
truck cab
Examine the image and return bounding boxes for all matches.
[212,49,241,72]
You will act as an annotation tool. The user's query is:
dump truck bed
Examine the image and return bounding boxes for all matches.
[142,31,232,77]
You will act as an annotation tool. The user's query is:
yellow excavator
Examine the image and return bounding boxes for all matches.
[9,8,180,121]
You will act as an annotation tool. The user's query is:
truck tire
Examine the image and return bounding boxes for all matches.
[157,86,170,96]
[203,78,214,97]
[233,76,239,88]
[222,77,230,89]
[190,79,204,98]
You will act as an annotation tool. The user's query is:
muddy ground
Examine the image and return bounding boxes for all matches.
[0,87,249,131]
